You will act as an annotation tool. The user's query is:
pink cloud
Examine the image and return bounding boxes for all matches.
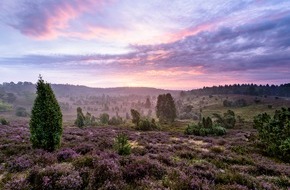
[13,0,107,40]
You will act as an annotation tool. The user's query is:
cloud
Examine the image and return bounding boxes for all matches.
[1,0,290,89]
[4,0,106,40]
[1,11,290,75]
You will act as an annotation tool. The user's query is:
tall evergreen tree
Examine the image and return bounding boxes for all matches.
[156,93,177,123]
[30,76,62,151]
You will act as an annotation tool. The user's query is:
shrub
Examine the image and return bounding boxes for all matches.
[215,170,258,189]
[184,123,200,135]
[72,156,94,169]
[74,107,85,128]
[3,176,31,190]
[162,169,210,190]
[73,144,93,155]
[0,99,13,112]
[213,110,236,128]
[212,125,227,136]
[253,107,290,161]
[29,76,62,151]
[114,133,131,156]
[108,116,123,126]
[28,164,83,190]
[130,109,140,125]
[185,117,226,136]
[0,117,9,125]
[122,157,166,182]
[57,148,79,162]
[136,118,159,131]
[100,113,109,125]
[54,171,83,190]
[202,117,213,128]
[7,156,33,172]
[34,151,57,167]
[89,158,122,189]
[15,107,29,117]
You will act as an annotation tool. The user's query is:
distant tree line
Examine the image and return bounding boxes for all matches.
[184,83,290,97]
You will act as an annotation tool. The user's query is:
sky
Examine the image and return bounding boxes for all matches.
[0,0,289,90]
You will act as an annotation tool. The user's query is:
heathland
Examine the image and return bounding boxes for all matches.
[0,82,290,189]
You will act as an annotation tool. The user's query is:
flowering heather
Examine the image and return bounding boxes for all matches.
[57,148,79,162]
[7,155,33,172]
[0,123,289,189]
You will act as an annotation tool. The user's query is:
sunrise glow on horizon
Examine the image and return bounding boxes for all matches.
[0,0,290,90]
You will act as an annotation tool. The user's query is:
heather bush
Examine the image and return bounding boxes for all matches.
[222,154,254,166]
[156,153,175,166]
[162,169,211,190]
[4,176,31,190]
[73,143,93,155]
[57,148,79,162]
[177,150,196,160]
[89,158,122,189]
[72,156,94,169]
[28,164,82,190]
[253,107,290,161]
[1,144,30,156]
[97,138,114,150]
[99,180,126,190]
[184,161,217,180]
[34,151,57,167]
[54,171,83,190]
[114,133,131,156]
[30,77,62,151]
[274,175,290,189]
[131,147,148,156]
[215,170,259,189]
[122,157,166,182]
[7,155,33,172]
